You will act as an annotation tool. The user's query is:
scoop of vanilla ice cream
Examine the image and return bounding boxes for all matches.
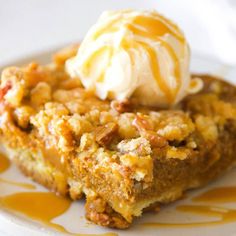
[66,10,201,107]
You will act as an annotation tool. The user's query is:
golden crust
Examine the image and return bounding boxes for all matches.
[0,48,236,228]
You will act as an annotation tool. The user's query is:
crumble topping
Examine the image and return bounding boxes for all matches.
[30,82,52,107]
[1,62,236,165]
[117,137,152,156]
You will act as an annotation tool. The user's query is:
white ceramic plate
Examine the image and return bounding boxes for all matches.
[0,50,236,236]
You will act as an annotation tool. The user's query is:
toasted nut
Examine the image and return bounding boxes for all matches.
[0,83,12,101]
[95,122,118,146]
[111,99,131,113]
[142,131,168,148]
[132,114,167,148]
[132,114,153,131]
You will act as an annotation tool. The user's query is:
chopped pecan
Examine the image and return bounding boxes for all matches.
[110,99,132,113]
[142,130,168,148]
[0,83,12,101]
[85,195,130,229]
[95,122,118,146]
[132,114,153,131]
[133,114,167,148]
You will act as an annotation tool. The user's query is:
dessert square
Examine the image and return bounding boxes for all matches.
[0,47,236,228]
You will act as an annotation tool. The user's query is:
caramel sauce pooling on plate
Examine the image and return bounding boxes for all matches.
[0,153,115,235]
[0,192,72,232]
[193,186,236,203]
[0,153,35,189]
[0,192,117,236]
[0,153,10,173]
[142,186,236,228]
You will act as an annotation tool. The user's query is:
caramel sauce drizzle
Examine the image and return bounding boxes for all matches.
[120,37,180,103]
[83,45,113,83]
[0,178,36,190]
[192,186,236,203]
[0,153,10,173]
[0,153,36,189]
[142,186,236,228]
[157,38,181,99]
[131,15,184,42]
[137,40,174,103]
[84,12,185,103]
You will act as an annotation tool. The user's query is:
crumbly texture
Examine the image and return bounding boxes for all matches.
[0,46,236,229]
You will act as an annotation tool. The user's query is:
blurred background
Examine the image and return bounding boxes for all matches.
[0,0,236,66]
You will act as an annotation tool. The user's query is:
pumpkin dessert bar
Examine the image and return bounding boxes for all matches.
[0,49,236,228]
